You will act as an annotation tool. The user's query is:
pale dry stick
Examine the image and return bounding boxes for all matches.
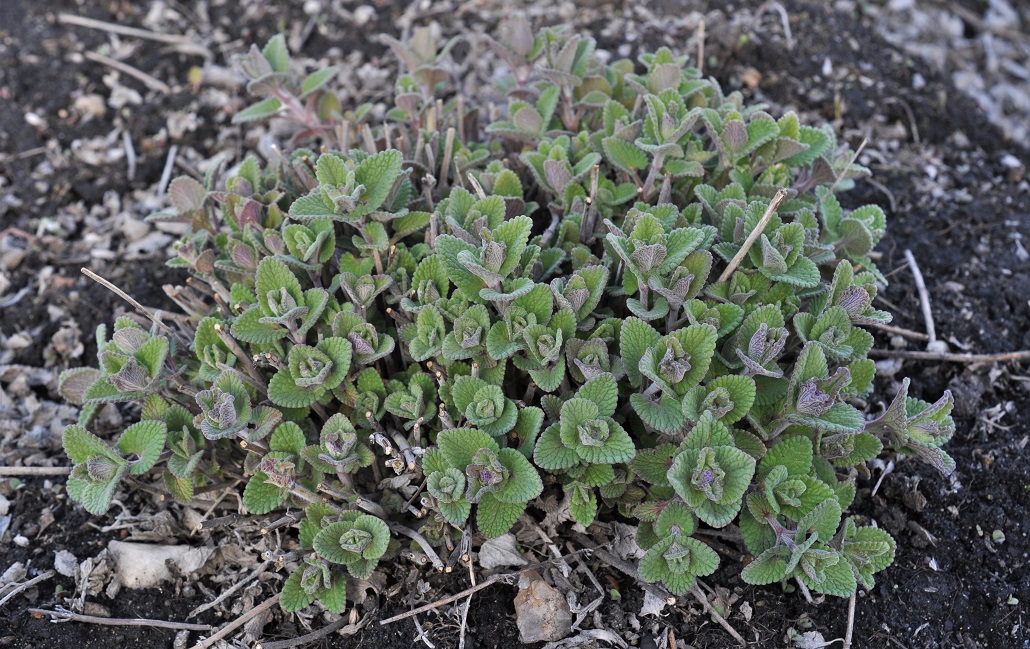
[189,593,280,649]
[29,605,211,631]
[816,139,868,210]
[466,171,487,200]
[388,522,446,571]
[57,13,206,50]
[868,348,1030,363]
[866,321,930,342]
[122,130,137,181]
[379,573,510,626]
[257,608,370,649]
[157,144,179,196]
[83,51,172,94]
[81,268,178,338]
[413,615,436,648]
[439,127,456,189]
[0,466,72,476]
[904,249,937,347]
[458,555,476,649]
[756,1,795,49]
[689,584,747,647]
[187,560,272,620]
[0,571,55,608]
[843,590,857,649]
[716,188,788,283]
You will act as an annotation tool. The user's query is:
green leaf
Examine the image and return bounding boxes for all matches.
[575,373,619,418]
[354,149,403,216]
[655,501,696,537]
[602,137,648,173]
[832,432,883,467]
[117,421,167,475]
[67,462,129,515]
[620,317,661,388]
[268,369,322,408]
[233,97,283,123]
[577,420,635,465]
[741,546,790,585]
[300,66,338,97]
[477,492,526,537]
[492,448,543,503]
[64,425,120,464]
[801,556,857,598]
[262,34,290,72]
[630,392,686,434]
[533,424,580,471]
[437,235,488,303]
[316,569,348,613]
[280,569,316,612]
[438,499,472,526]
[796,498,842,542]
[568,483,598,527]
[270,422,307,456]
[452,375,488,414]
[163,472,194,505]
[758,435,813,480]
[242,471,288,514]
[230,307,287,343]
[630,444,676,486]
[494,215,533,277]
[514,406,545,458]
[437,428,499,470]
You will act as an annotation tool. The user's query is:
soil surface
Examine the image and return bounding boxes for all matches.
[1,1,1027,648]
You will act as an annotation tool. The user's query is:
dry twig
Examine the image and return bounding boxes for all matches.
[82,51,172,94]
[189,593,280,649]
[256,608,373,649]
[80,268,184,343]
[0,466,72,476]
[844,590,857,649]
[187,560,272,620]
[866,321,929,342]
[904,249,937,346]
[0,572,55,609]
[716,188,788,283]
[28,606,211,631]
[868,348,1030,363]
[57,13,210,54]
[379,574,510,626]
[689,584,747,647]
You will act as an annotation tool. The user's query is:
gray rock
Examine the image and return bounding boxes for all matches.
[513,569,572,643]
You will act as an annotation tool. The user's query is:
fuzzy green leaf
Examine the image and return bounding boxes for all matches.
[575,373,619,418]
[492,448,543,503]
[758,435,813,480]
[64,425,121,464]
[476,492,525,538]
[280,570,316,612]
[354,149,403,216]
[620,317,661,388]
[242,471,288,514]
[117,421,167,475]
[533,424,580,471]
[437,428,499,470]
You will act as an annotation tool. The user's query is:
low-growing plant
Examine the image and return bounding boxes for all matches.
[59,21,955,617]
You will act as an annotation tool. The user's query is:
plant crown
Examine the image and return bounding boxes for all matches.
[59,22,955,610]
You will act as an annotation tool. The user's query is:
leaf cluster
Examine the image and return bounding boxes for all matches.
[58,21,954,614]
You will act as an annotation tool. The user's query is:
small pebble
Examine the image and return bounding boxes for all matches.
[13,535,29,548]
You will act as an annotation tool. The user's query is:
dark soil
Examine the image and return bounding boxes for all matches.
[1,1,1027,648]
